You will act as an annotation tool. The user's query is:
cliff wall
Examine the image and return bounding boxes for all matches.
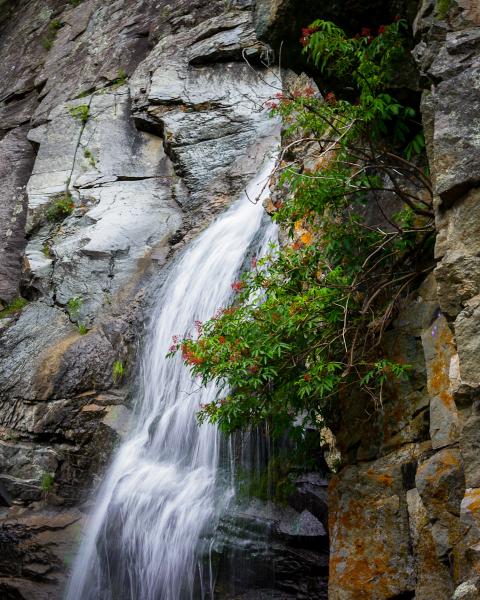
[0,0,480,599]
[328,2,480,598]
[0,1,282,596]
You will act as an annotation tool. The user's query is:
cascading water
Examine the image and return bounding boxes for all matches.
[66,156,278,600]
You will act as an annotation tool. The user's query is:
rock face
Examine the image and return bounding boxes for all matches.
[0,0,284,597]
[212,474,329,599]
[328,2,480,599]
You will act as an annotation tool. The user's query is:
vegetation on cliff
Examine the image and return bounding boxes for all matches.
[171,19,433,436]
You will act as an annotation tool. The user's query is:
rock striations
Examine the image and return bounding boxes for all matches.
[0,0,285,597]
[1,0,480,599]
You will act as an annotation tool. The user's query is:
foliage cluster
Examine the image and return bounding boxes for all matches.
[40,471,54,493]
[111,68,127,88]
[42,18,62,50]
[83,147,96,168]
[66,295,83,318]
[170,19,433,436]
[46,192,74,222]
[69,104,90,124]
[113,360,125,383]
[0,297,28,319]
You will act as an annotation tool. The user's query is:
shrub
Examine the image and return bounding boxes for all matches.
[436,0,452,20]
[170,19,432,436]
[111,68,127,88]
[83,147,96,168]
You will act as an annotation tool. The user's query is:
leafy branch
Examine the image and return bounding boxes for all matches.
[169,19,433,436]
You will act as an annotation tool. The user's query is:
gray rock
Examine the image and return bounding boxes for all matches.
[454,297,480,388]
[130,12,280,211]
[460,403,480,488]
[434,189,480,316]
[0,127,35,303]
[453,580,480,600]
[277,509,327,541]
[0,303,74,402]
[429,59,480,204]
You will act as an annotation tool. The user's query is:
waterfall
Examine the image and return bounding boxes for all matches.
[66,156,278,600]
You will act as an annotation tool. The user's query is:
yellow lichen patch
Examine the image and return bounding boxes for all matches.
[464,488,480,514]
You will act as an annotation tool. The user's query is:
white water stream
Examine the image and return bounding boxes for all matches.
[66,157,277,600]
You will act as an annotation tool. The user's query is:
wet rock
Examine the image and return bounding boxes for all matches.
[214,498,328,599]
[289,472,328,527]
[0,303,75,402]
[0,507,83,600]
[277,509,327,547]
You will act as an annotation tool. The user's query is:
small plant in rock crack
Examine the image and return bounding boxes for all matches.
[0,297,28,319]
[40,472,54,499]
[112,360,125,383]
[69,0,85,6]
[111,68,127,88]
[46,193,74,222]
[42,241,53,257]
[67,296,83,319]
[69,104,90,124]
[83,147,96,168]
[78,323,88,335]
[42,18,62,50]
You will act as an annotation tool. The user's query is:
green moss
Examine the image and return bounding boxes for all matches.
[69,0,84,6]
[46,193,74,222]
[69,104,90,124]
[78,323,88,335]
[436,0,452,19]
[112,360,125,383]
[237,456,296,505]
[0,297,28,319]
[42,241,53,257]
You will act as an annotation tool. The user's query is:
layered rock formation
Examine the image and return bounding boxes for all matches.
[1,0,480,598]
[0,0,283,596]
[328,1,480,598]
